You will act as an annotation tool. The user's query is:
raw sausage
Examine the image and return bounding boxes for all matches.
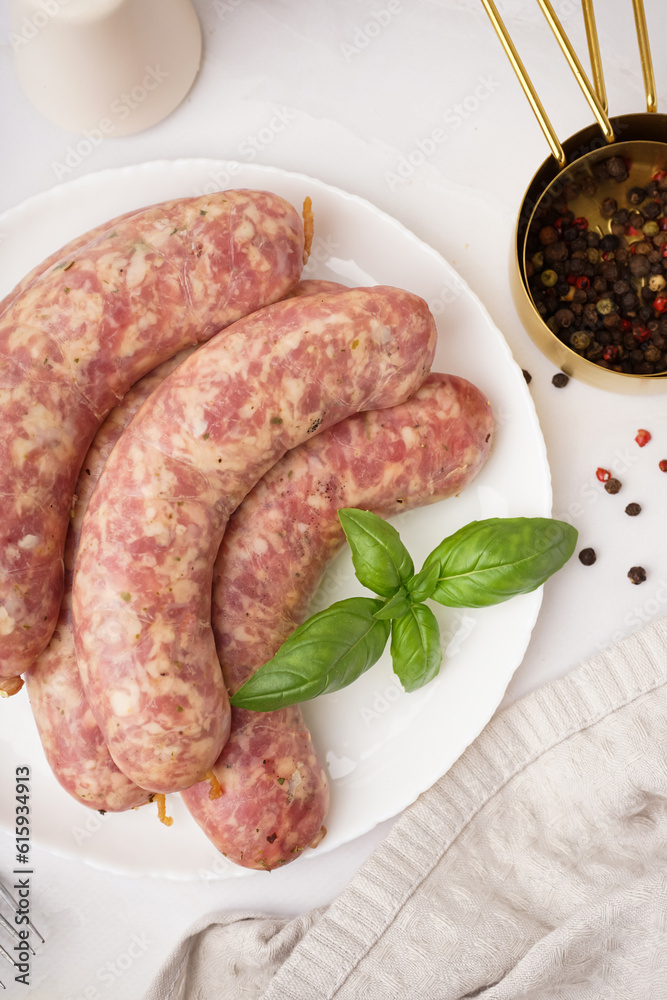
[24,282,339,812]
[0,210,139,318]
[181,372,494,869]
[25,350,193,811]
[0,189,305,695]
[72,286,437,793]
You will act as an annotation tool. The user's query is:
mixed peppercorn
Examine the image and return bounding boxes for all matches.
[526,158,667,376]
[576,430,664,583]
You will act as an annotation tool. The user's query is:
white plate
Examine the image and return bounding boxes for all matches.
[0,160,551,879]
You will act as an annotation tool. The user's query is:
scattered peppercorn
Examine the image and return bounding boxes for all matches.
[578,547,597,565]
[659,459,667,472]
[625,502,641,516]
[635,428,652,447]
[522,369,532,383]
[604,477,622,494]
[552,372,569,388]
[627,566,647,584]
[596,467,611,482]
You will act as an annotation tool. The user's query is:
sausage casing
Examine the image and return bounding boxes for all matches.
[181,372,494,869]
[24,283,340,811]
[0,189,305,692]
[72,286,437,793]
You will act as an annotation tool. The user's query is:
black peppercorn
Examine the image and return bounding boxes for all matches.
[600,261,618,281]
[627,186,647,205]
[625,502,641,516]
[599,234,619,252]
[628,566,647,584]
[554,308,575,328]
[604,478,622,494]
[606,156,628,181]
[600,197,617,218]
[629,256,650,278]
[578,547,596,565]
[552,372,569,388]
[522,369,532,383]
[544,242,568,263]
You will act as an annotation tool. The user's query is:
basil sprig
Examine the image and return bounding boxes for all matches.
[230,511,577,710]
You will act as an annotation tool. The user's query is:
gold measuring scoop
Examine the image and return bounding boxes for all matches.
[483,0,667,393]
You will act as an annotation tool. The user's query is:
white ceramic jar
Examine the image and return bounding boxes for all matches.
[9,0,202,136]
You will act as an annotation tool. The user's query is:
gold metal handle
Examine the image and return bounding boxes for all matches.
[534,0,614,143]
[480,0,566,167]
[580,0,657,116]
[632,0,657,113]
[581,0,607,114]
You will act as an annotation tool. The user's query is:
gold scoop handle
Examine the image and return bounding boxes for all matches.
[481,0,615,168]
[581,0,607,114]
[632,0,657,113]
[535,0,614,143]
[480,0,566,167]
[580,0,656,115]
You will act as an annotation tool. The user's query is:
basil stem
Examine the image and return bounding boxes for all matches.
[422,517,578,608]
[338,508,414,597]
[390,603,442,693]
[373,587,413,620]
[405,561,440,602]
[229,597,390,711]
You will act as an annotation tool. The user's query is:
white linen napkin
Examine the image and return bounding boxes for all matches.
[144,616,667,1000]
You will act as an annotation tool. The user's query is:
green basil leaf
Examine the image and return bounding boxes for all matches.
[423,517,578,608]
[373,587,413,620]
[229,597,390,711]
[405,561,440,602]
[338,508,414,598]
[391,604,442,693]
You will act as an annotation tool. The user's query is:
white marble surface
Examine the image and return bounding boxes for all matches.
[2,1,667,996]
